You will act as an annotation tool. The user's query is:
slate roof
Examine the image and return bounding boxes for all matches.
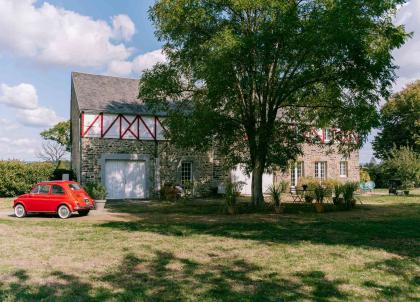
[71,72,158,115]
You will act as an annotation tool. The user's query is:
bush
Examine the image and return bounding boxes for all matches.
[84,181,107,200]
[342,182,359,209]
[160,183,181,201]
[0,161,55,197]
[360,168,371,182]
[267,184,282,207]
[382,146,420,190]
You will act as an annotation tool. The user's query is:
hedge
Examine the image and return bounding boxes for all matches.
[0,161,55,197]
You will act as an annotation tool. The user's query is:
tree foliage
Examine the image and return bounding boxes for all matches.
[373,81,420,159]
[140,0,408,205]
[382,146,420,189]
[40,120,71,152]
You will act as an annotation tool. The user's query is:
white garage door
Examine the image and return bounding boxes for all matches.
[104,160,146,199]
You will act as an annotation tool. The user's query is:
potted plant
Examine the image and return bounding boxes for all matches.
[333,184,344,206]
[224,180,237,215]
[342,182,359,210]
[314,185,325,213]
[85,181,107,211]
[268,184,284,214]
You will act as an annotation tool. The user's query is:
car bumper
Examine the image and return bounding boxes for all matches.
[74,205,93,211]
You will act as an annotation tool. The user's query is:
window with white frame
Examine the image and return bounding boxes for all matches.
[340,161,348,177]
[181,162,192,185]
[324,129,332,143]
[291,161,304,186]
[315,162,327,179]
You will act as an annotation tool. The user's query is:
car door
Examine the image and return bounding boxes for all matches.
[25,185,41,212]
[26,185,50,212]
[35,185,51,212]
[49,184,66,212]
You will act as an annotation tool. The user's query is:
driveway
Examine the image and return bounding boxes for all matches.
[0,208,136,222]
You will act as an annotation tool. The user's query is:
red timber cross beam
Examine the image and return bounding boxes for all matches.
[80,112,167,141]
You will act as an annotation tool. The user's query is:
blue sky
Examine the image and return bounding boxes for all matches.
[0,0,419,162]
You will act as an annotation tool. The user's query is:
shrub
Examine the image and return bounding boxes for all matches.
[342,182,359,209]
[322,179,341,197]
[224,180,237,208]
[298,177,319,201]
[360,169,371,182]
[0,161,55,197]
[267,184,282,207]
[314,185,326,203]
[84,182,107,200]
[382,146,420,190]
[160,183,181,201]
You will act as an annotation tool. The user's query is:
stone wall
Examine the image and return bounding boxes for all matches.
[274,144,360,185]
[79,137,228,197]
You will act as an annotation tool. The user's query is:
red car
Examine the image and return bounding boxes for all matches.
[13,181,95,219]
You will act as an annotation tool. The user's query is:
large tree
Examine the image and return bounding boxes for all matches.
[373,80,420,159]
[139,0,408,206]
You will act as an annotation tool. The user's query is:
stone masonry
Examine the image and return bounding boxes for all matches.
[274,143,360,185]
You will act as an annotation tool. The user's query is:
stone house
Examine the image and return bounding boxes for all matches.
[71,72,359,199]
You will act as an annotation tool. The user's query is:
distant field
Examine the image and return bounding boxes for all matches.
[0,190,419,301]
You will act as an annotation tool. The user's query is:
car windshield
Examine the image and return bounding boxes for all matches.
[68,183,82,190]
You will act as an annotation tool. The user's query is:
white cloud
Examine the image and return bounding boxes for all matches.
[16,107,64,128]
[0,81,64,128]
[107,49,167,76]
[112,14,135,41]
[107,60,134,76]
[0,118,19,131]
[0,83,38,109]
[0,0,135,67]
[0,135,39,160]
[393,0,420,91]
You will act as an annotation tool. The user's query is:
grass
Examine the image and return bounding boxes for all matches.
[0,198,13,210]
[0,191,419,301]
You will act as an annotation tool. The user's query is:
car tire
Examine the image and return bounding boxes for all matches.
[14,204,26,218]
[78,210,89,216]
[57,205,71,219]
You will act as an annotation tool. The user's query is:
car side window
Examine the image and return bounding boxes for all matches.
[52,185,65,195]
[30,186,40,194]
[38,185,51,194]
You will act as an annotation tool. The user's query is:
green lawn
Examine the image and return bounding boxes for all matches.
[0,192,419,301]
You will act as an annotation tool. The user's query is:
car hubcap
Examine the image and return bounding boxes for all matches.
[15,206,24,217]
[59,206,69,218]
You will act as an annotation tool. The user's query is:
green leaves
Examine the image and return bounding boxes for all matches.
[40,120,71,152]
[141,0,408,176]
[373,81,420,159]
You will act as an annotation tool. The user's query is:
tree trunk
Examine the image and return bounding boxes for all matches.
[251,161,265,207]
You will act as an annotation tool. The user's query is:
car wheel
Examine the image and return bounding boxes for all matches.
[78,210,89,216]
[57,205,71,219]
[14,204,26,218]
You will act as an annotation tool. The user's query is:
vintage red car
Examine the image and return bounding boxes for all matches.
[13,181,95,219]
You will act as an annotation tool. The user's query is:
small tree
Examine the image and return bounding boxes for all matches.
[40,121,71,151]
[38,120,70,165]
[37,140,66,163]
[382,146,420,191]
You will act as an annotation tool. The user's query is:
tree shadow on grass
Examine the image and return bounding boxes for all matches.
[98,211,420,258]
[0,252,349,301]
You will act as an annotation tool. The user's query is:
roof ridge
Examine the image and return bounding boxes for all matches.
[71,71,139,81]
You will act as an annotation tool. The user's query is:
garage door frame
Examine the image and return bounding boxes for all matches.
[100,154,151,199]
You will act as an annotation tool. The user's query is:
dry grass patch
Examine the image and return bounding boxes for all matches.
[0,193,419,301]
